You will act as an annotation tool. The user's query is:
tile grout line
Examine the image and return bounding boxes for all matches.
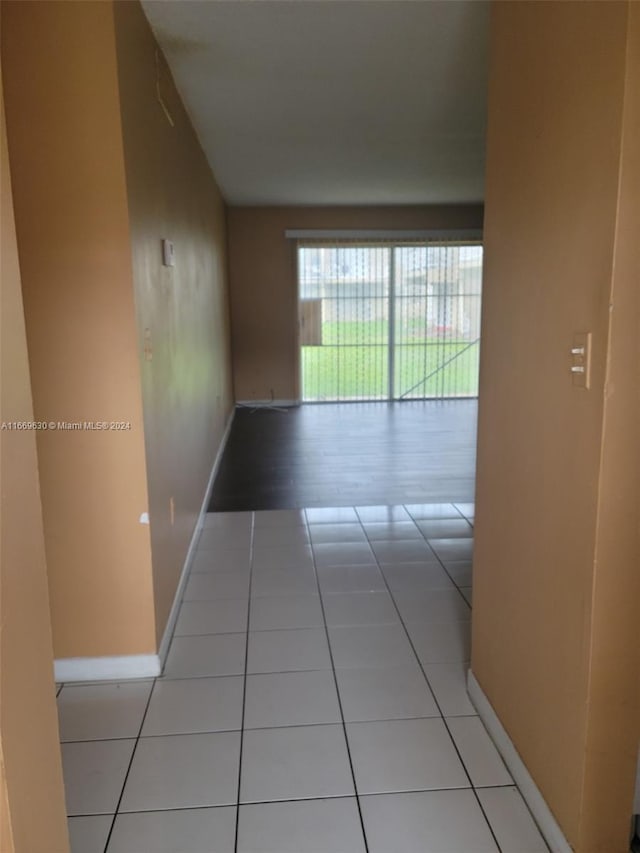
[99,676,158,853]
[331,506,473,619]
[421,540,475,610]
[233,511,256,853]
[68,782,520,822]
[159,665,329,683]
[354,509,504,853]
[95,518,248,847]
[304,507,371,853]
[363,504,475,613]
[61,711,503,747]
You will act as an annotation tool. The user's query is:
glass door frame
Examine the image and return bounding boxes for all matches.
[292,230,483,404]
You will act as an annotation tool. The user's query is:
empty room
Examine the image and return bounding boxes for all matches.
[1,2,638,852]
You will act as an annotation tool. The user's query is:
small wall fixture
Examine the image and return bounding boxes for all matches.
[162,238,175,267]
[571,332,591,389]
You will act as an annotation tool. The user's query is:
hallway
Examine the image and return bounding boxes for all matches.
[2,3,638,850]
[59,504,548,852]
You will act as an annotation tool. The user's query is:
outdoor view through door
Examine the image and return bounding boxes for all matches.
[298,241,483,401]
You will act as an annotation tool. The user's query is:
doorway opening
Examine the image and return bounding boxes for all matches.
[298,241,483,402]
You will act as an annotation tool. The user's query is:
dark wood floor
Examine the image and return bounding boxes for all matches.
[209,400,477,512]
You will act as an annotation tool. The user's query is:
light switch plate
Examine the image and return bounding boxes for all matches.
[161,238,175,267]
[571,331,591,389]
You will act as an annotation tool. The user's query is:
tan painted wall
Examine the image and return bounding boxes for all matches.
[578,4,640,848]
[1,59,69,852]
[2,0,156,658]
[228,205,483,401]
[473,2,639,850]
[113,1,234,643]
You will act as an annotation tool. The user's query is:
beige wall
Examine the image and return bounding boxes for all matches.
[1,57,69,852]
[113,1,234,643]
[578,4,640,848]
[2,0,156,658]
[228,205,482,401]
[473,2,639,850]
[2,0,233,656]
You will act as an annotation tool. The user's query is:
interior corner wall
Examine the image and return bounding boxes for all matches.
[577,3,640,847]
[112,1,234,644]
[472,2,637,850]
[1,0,156,658]
[227,205,483,402]
[1,54,69,853]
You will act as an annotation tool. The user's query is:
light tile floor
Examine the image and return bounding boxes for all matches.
[59,503,549,852]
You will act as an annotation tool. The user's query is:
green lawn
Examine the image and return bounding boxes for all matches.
[320,319,388,345]
[302,331,480,401]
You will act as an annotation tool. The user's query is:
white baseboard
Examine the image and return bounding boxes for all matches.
[467,670,572,853]
[55,654,160,683]
[156,407,236,667]
[54,407,236,685]
[236,399,298,408]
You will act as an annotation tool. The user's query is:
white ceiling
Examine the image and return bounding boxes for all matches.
[141,0,489,206]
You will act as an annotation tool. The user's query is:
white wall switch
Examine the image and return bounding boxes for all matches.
[161,238,175,267]
[571,332,591,389]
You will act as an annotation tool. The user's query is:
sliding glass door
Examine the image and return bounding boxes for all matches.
[298,242,482,403]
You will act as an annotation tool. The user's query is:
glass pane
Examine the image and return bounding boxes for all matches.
[394,245,482,399]
[300,246,389,402]
[299,242,482,402]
